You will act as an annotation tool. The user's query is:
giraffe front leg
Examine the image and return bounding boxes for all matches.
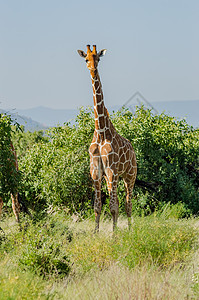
[110,188,119,231]
[93,179,102,233]
[124,184,133,229]
[105,170,119,231]
[90,144,103,232]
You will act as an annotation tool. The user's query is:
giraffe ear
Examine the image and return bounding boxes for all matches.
[98,49,107,57]
[77,50,87,58]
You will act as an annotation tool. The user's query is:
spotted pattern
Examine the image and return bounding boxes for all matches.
[89,74,137,231]
[78,45,137,231]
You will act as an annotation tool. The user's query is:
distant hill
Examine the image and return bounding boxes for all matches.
[2,100,198,131]
[0,109,47,132]
[17,100,199,129]
[18,106,78,127]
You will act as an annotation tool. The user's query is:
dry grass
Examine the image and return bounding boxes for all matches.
[50,258,199,299]
[68,214,134,236]
[50,214,199,299]
[1,212,199,299]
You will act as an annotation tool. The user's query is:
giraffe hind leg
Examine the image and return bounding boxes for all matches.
[104,172,119,231]
[110,191,119,231]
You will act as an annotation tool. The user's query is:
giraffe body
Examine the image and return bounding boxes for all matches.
[78,45,137,231]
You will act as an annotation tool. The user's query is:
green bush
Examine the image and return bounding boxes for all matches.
[112,217,198,268]
[18,215,72,278]
[18,107,199,215]
[0,212,198,299]
[112,107,199,214]
[192,272,199,296]
[19,108,93,213]
[0,114,21,202]
[12,128,48,160]
[67,215,199,274]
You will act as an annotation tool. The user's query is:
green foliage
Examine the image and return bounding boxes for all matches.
[67,214,199,274]
[0,213,199,299]
[19,228,70,279]
[17,106,199,215]
[12,128,48,159]
[192,272,199,296]
[0,114,21,201]
[112,218,197,268]
[112,106,199,214]
[155,202,191,219]
[19,108,94,213]
[0,264,48,300]
[1,213,72,279]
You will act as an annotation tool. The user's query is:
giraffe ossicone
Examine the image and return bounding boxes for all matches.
[78,45,137,231]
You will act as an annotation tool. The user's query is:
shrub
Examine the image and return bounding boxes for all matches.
[112,107,199,214]
[18,107,199,215]
[67,216,199,274]
[18,215,72,279]
[0,114,21,203]
[19,108,93,213]
[112,217,198,268]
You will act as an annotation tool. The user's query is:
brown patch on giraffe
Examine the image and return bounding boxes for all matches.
[98,116,105,128]
[96,132,104,141]
[101,143,112,154]
[89,144,100,155]
[120,153,126,164]
[96,104,104,115]
[112,139,120,152]
[105,129,112,141]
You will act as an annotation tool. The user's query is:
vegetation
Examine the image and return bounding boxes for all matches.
[0,107,199,298]
[0,114,21,202]
[0,210,199,299]
[10,106,199,216]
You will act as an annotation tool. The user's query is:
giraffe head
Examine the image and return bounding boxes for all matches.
[77,45,107,77]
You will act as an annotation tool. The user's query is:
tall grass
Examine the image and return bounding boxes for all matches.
[55,263,198,300]
[0,207,199,299]
[66,216,198,274]
[0,261,47,300]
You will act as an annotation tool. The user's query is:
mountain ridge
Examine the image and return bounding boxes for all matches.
[1,99,198,131]
[17,99,199,129]
[0,109,47,131]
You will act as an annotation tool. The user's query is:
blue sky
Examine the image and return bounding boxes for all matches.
[0,0,198,109]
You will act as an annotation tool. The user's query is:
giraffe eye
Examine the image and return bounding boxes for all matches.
[85,59,88,63]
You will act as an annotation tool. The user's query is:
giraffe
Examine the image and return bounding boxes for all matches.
[0,143,20,223]
[78,45,137,231]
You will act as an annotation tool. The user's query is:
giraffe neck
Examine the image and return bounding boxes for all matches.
[91,71,109,134]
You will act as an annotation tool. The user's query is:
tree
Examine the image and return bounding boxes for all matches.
[18,107,199,215]
[0,114,21,202]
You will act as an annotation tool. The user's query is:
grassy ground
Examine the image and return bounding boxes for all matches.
[0,208,199,299]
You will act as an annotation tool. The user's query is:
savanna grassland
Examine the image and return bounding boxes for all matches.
[0,210,199,299]
[0,107,199,299]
